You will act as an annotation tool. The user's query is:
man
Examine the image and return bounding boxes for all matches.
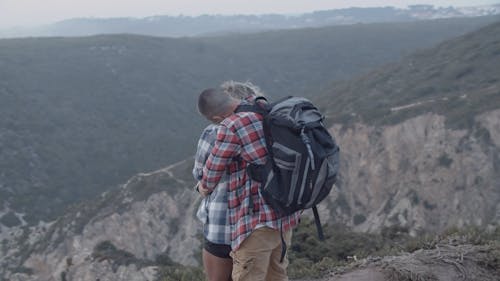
[193,81,264,281]
[197,88,300,281]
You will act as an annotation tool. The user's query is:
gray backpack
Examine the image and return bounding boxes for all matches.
[236,96,340,240]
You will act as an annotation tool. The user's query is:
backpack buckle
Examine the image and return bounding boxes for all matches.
[246,163,264,182]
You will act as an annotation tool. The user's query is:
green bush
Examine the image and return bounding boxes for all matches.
[0,211,22,227]
[437,153,453,168]
[92,241,153,272]
[353,214,367,225]
[289,219,404,278]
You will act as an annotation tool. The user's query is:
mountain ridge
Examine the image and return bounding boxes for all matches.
[2,17,494,225]
[2,5,499,38]
[318,19,500,129]
[3,20,500,280]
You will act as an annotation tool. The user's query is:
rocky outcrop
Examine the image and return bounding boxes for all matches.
[2,159,202,281]
[296,241,500,281]
[323,109,500,236]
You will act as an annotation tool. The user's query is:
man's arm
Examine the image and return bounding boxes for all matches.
[200,124,240,192]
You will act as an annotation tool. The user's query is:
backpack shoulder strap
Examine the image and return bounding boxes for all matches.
[234,96,270,116]
[234,104,260,114]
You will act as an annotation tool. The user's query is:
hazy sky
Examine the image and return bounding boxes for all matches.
[1,0,499,28]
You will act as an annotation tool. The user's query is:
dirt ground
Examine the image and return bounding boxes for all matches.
[294,243,500,281]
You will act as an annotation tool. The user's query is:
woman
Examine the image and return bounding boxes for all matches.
[193,81,264,281]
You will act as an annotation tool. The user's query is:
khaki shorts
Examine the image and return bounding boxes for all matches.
[230,227,292,281]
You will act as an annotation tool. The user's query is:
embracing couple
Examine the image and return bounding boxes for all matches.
[192,81,300,281]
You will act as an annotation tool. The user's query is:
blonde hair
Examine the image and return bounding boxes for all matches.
[220,81,264,100]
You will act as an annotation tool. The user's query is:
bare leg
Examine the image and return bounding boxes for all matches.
[203,249,233,281]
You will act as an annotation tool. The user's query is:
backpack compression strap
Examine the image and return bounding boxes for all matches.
[312,205,325,241]
[234,99,274,183]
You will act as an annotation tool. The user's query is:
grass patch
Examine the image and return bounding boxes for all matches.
[289,219,500,279]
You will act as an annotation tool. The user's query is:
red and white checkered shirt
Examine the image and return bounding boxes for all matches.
[200,107,300,250]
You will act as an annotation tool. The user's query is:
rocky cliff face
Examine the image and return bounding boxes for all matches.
[322,109,500,236]
[2,159,202,281]
[2,110,500,280]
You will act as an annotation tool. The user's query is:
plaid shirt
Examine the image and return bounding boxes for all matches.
[193,124,231,245]
[200,107,300,250]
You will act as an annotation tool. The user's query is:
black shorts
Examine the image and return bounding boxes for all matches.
[204,238,232,259]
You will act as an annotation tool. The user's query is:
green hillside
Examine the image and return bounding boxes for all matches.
[0,17,497,224]
[319,20,500,129]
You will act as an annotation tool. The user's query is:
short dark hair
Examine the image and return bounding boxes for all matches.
[198,88,234,118]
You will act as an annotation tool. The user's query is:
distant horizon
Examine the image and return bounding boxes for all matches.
[1,0,499,29]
